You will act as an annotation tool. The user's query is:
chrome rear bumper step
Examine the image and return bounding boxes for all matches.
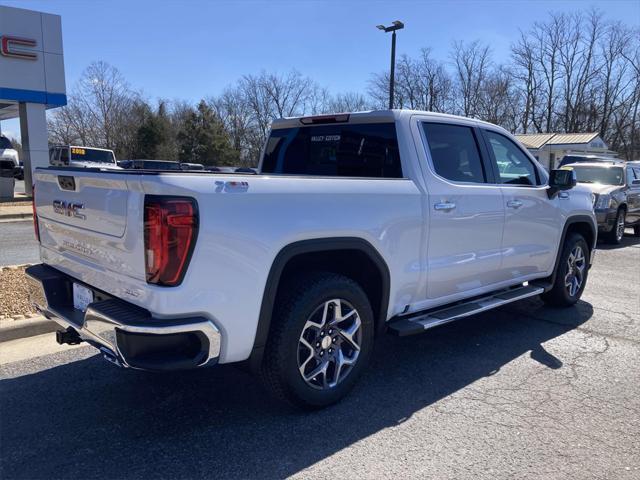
[387,285,544,337]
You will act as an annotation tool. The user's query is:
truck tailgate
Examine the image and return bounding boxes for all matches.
[34,168,146,282]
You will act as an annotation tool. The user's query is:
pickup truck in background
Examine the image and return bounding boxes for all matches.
[562,161,640,243]
[27,110,596,409]
[49,145,120,169]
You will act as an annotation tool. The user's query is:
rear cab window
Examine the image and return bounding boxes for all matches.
[261,123,402,178]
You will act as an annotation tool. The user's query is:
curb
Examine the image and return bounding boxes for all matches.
[0,263,35,272]
[0,212,32,221]
[0,316,57,342]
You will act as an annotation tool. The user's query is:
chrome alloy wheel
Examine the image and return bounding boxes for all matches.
[564,245,586,297]
[616,211,626,242]
[297,299,362,390]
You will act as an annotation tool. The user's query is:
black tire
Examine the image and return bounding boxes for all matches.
[604,208,626,245]
[634,225,640,237]
[541,233,590,307]
[261,272,374,409]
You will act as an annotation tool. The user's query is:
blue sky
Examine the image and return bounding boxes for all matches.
[1,0,639,139]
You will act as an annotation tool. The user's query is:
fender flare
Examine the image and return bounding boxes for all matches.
[547,215,597,287]
[248,237,391,368]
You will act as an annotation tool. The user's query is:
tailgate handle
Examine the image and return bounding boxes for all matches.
[58,175,76,191]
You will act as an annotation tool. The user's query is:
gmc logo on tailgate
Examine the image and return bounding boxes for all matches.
[53,200,86,220]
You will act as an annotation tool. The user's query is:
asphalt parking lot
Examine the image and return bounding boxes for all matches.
[1,234,639,480]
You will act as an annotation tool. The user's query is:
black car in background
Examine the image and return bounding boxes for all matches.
[118,160,206,171]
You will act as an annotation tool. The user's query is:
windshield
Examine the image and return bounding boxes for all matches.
[0,137,13,150]
[566,165,624,185]
[70,147,115,164]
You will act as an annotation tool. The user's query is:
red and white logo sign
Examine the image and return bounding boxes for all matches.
[0,36,37,60]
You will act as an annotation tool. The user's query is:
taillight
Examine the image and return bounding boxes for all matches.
[32,184,40,242]
[144,196,198,286]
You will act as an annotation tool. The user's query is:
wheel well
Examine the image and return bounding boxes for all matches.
[278,249,386,329]
[566,222,595,253]
[248,239,390,371]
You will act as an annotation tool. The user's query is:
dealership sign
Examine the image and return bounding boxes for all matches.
[0,35,37,60]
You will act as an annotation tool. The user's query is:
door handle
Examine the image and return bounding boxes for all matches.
[558,192,570,199]
[434,202,456,211]
[506,200,523,209]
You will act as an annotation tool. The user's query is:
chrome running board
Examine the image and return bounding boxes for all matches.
[387,284,544,337]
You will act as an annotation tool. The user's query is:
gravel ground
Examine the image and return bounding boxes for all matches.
[0,266,37,320]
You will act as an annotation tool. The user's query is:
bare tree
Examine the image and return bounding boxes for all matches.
[417,48,453,112]
[368,49,452,112]
[210,88,254,163]
[529,14,565,132]
[479,67,519,131]
[511,32,539,133]
[326,92,370,113]
[47,61,139,157]
[450,40,492,117]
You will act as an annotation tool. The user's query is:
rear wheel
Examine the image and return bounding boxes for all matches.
[261,272,374,409]
[541,233,589,307]
[633,225,640,237]
[605,208,626,244]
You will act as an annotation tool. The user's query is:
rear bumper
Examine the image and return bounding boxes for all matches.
[25,264,221,371]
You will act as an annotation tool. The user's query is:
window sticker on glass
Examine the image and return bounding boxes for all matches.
[311,135,341,142]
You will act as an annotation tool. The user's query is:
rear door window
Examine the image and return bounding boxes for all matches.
[261,123,402,178]
[421,123,486,183]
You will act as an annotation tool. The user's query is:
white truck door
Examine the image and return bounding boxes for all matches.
[415,119,505,301]
[480,129,560,279]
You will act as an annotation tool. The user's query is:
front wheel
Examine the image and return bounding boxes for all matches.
[605,208,626,244]
[261,272,374,409]
[541,233,590,307]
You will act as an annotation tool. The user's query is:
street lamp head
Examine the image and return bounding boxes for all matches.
[376,21,405,33]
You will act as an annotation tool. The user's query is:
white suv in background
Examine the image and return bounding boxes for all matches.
[0,135,19,167]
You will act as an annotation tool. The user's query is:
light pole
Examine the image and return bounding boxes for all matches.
[376,20,404,109]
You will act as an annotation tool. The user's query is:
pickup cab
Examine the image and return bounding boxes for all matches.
[27,110,597,409]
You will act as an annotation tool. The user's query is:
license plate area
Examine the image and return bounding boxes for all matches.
[73,282,94,312]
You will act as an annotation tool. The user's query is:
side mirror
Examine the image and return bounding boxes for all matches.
[547,169,576,199]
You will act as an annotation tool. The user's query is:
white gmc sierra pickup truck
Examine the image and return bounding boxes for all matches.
[26,110,596,408]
